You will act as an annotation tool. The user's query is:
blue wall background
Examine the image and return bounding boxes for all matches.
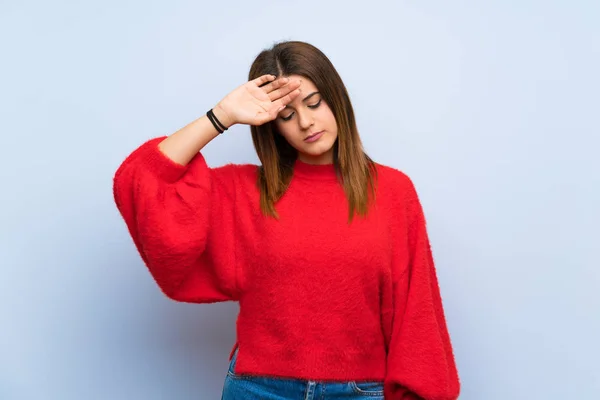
[1,1,598,399]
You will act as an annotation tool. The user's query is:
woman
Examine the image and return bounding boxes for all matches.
[113,40,460,400]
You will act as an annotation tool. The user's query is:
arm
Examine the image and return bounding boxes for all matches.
[384,177,460,400]
[113,136,241,302]
[112,74,301,301]
[157,105,232,166]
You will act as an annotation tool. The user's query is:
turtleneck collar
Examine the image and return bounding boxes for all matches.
[292,158,339,182]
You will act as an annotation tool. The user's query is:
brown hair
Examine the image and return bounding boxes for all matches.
[248,40,378,223]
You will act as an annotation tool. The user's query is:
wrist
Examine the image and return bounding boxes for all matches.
[213,103,235,129]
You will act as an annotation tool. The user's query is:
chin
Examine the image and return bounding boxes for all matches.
[303,140,336,154]
[302,146,333,157]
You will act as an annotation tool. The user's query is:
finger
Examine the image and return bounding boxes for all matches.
[252,74,276,87]
[268,80,301,102]
[261,76,289,93]
[272,89,301,109]
[256,99,293,125]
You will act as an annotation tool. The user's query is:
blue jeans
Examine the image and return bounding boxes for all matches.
[221,348,385,399]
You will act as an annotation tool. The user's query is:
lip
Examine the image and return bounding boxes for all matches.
[304,131,325,142]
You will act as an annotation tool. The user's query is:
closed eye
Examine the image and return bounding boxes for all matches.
[281,99,322,121]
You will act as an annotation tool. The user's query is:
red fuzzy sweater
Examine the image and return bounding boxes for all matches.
[113,137,460,400]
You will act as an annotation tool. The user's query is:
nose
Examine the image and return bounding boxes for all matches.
[297,109,314,130]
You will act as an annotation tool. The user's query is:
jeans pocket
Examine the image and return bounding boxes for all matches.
[349,380,385,396]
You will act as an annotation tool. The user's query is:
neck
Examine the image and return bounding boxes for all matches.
[297,150,334,166]
[293,158,338,182]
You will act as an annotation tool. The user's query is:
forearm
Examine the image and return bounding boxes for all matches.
[158,104,234,166]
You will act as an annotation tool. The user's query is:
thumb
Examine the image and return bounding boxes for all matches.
[270,104,285,120]
[255,104,284,126]
[258,105,284,125]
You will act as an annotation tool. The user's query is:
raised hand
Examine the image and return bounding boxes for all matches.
[215,75,302,127]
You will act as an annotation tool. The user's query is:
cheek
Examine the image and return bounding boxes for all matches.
[273,123,299,144]
[318,106,337,128]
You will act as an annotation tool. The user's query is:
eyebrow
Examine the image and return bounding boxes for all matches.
[302,91,320,102]
[284,91,320,109]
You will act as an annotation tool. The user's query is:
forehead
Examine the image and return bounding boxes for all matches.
[286,74,318,93]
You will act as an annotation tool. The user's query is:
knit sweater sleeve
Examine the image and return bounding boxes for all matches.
[112,136,241,303]
[384,175,460,400]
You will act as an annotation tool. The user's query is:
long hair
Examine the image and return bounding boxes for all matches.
[248,40,378,223]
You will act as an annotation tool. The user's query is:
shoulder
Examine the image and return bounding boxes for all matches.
[373,162,418,200]
[212,162,259,181]
[208,162,260,201]
[372,162,426,226]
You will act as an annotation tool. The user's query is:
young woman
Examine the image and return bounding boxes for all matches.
[113,41,460,400]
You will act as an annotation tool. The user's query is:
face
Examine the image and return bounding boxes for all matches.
[273,74,338,165]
